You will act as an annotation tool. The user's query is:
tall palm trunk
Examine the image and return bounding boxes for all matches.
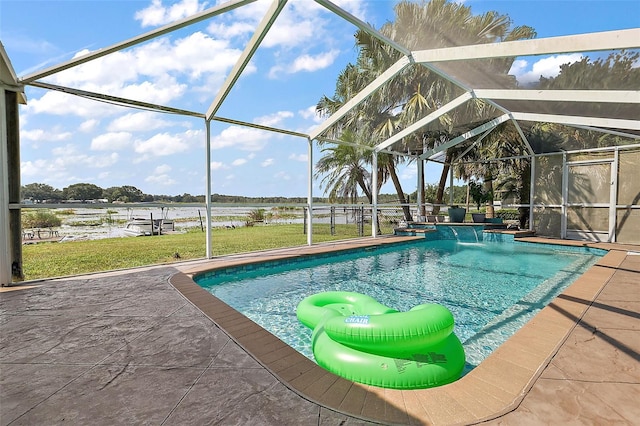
[357,176,372,204]
[483,174,495,218]
[433,152,452,215]
[419,160,426,216]
[518,161,531,228]
[387,163,412,221]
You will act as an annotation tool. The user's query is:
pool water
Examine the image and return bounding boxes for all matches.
[195,240,604,373]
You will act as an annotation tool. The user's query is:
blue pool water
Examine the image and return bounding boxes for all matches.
[195,239,605,373]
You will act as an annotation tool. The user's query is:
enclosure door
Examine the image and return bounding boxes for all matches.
[564,161,615,242]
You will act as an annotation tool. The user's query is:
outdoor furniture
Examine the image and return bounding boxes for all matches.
[35,228,59,239]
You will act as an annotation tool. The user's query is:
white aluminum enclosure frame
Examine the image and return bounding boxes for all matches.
[1,41,26,286]
[0,88,10,285]
[562,157,617,242]
[537,143,640,243]
[2,0,640,284]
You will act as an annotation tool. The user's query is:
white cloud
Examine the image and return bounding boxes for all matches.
[274,171,291,180]
[261,1,365,49]
[232,158,247,166]
[135,0,205,27]
[270,50,339,78]
[400,163,417,180]
[134,132,190,156]
[289,153,307,162]
[205,0,367,51]
[119,78,188,106]
[154,164,172,174]
[59,32,243,84]
[91,132,133,151]
[291,50,340,73]
[21,160,50,178]
[24,90,123,118]
[54,48,139,87]
[254,111,294,127]
[299,105,323,123]
[207,21,256,39]
[211,125,270,151]
[263,17,317,49]
[261,158,274,167]
[21,128,72,142]
[145,173,176,185]
[511,54,583,86]
[238,0,272,18]
[171,32,249,78]
[509,59,528,79]
[108,112,171,132]
[180,128,205,146]
[21,157,96,186]
[331,0,367,20]
[79,119,99,132]
[45,144,120,173]
[34,32,246,117]
[210,161,228,170]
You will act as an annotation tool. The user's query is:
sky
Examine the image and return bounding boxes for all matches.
[1,0,639,198]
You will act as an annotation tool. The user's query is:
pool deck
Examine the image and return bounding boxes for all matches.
[1,236,638,425]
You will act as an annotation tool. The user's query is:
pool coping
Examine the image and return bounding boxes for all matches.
[170,236,632,425]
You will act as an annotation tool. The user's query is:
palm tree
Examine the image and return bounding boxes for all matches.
[316,35,409,215]
[372,0,536,211]
[316,0,537,218]
[490,125,558,228]
[315,130,374,204]
[452,121,524,218]
[384,0,536,213]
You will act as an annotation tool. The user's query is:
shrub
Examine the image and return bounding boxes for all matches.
[22,210,62,228]
[496,209,520,220]
[247,208,266,222]
[469,181,492,210]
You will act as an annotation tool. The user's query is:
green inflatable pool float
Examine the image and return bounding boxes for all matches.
[296,291,465,390]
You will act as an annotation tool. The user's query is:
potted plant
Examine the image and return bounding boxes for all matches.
[447,205,466,223]
[469,181,492,223]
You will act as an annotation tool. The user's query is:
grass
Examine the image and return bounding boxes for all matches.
[21,224,363,281]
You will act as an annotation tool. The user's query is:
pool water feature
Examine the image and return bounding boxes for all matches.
[195,239,605,374]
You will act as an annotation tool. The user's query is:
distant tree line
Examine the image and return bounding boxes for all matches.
[20,183,323,204]
[21,182,469,205]
[21,183,155,203]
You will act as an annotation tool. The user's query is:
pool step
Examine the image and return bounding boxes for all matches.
[484,229,536,238]
[394,225,536,238]
[394,227,436,234]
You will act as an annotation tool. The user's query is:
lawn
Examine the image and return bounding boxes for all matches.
[21,224,363,281]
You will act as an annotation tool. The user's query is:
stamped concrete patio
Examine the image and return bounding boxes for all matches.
[1,237,638,425]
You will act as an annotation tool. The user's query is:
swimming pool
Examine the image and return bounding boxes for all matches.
[195,239,605,373]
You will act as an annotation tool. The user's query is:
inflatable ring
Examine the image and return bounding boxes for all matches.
[313,327,465,389]
[324,302,455,357]
[296,291,395,330]
[296,291,465,389]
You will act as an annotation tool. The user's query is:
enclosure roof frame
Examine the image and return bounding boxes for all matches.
[7,0,640,173]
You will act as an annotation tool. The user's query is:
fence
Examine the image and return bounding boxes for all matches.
[305,204,432,239]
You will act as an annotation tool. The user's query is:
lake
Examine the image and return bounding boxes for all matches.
[27,205,363,241]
